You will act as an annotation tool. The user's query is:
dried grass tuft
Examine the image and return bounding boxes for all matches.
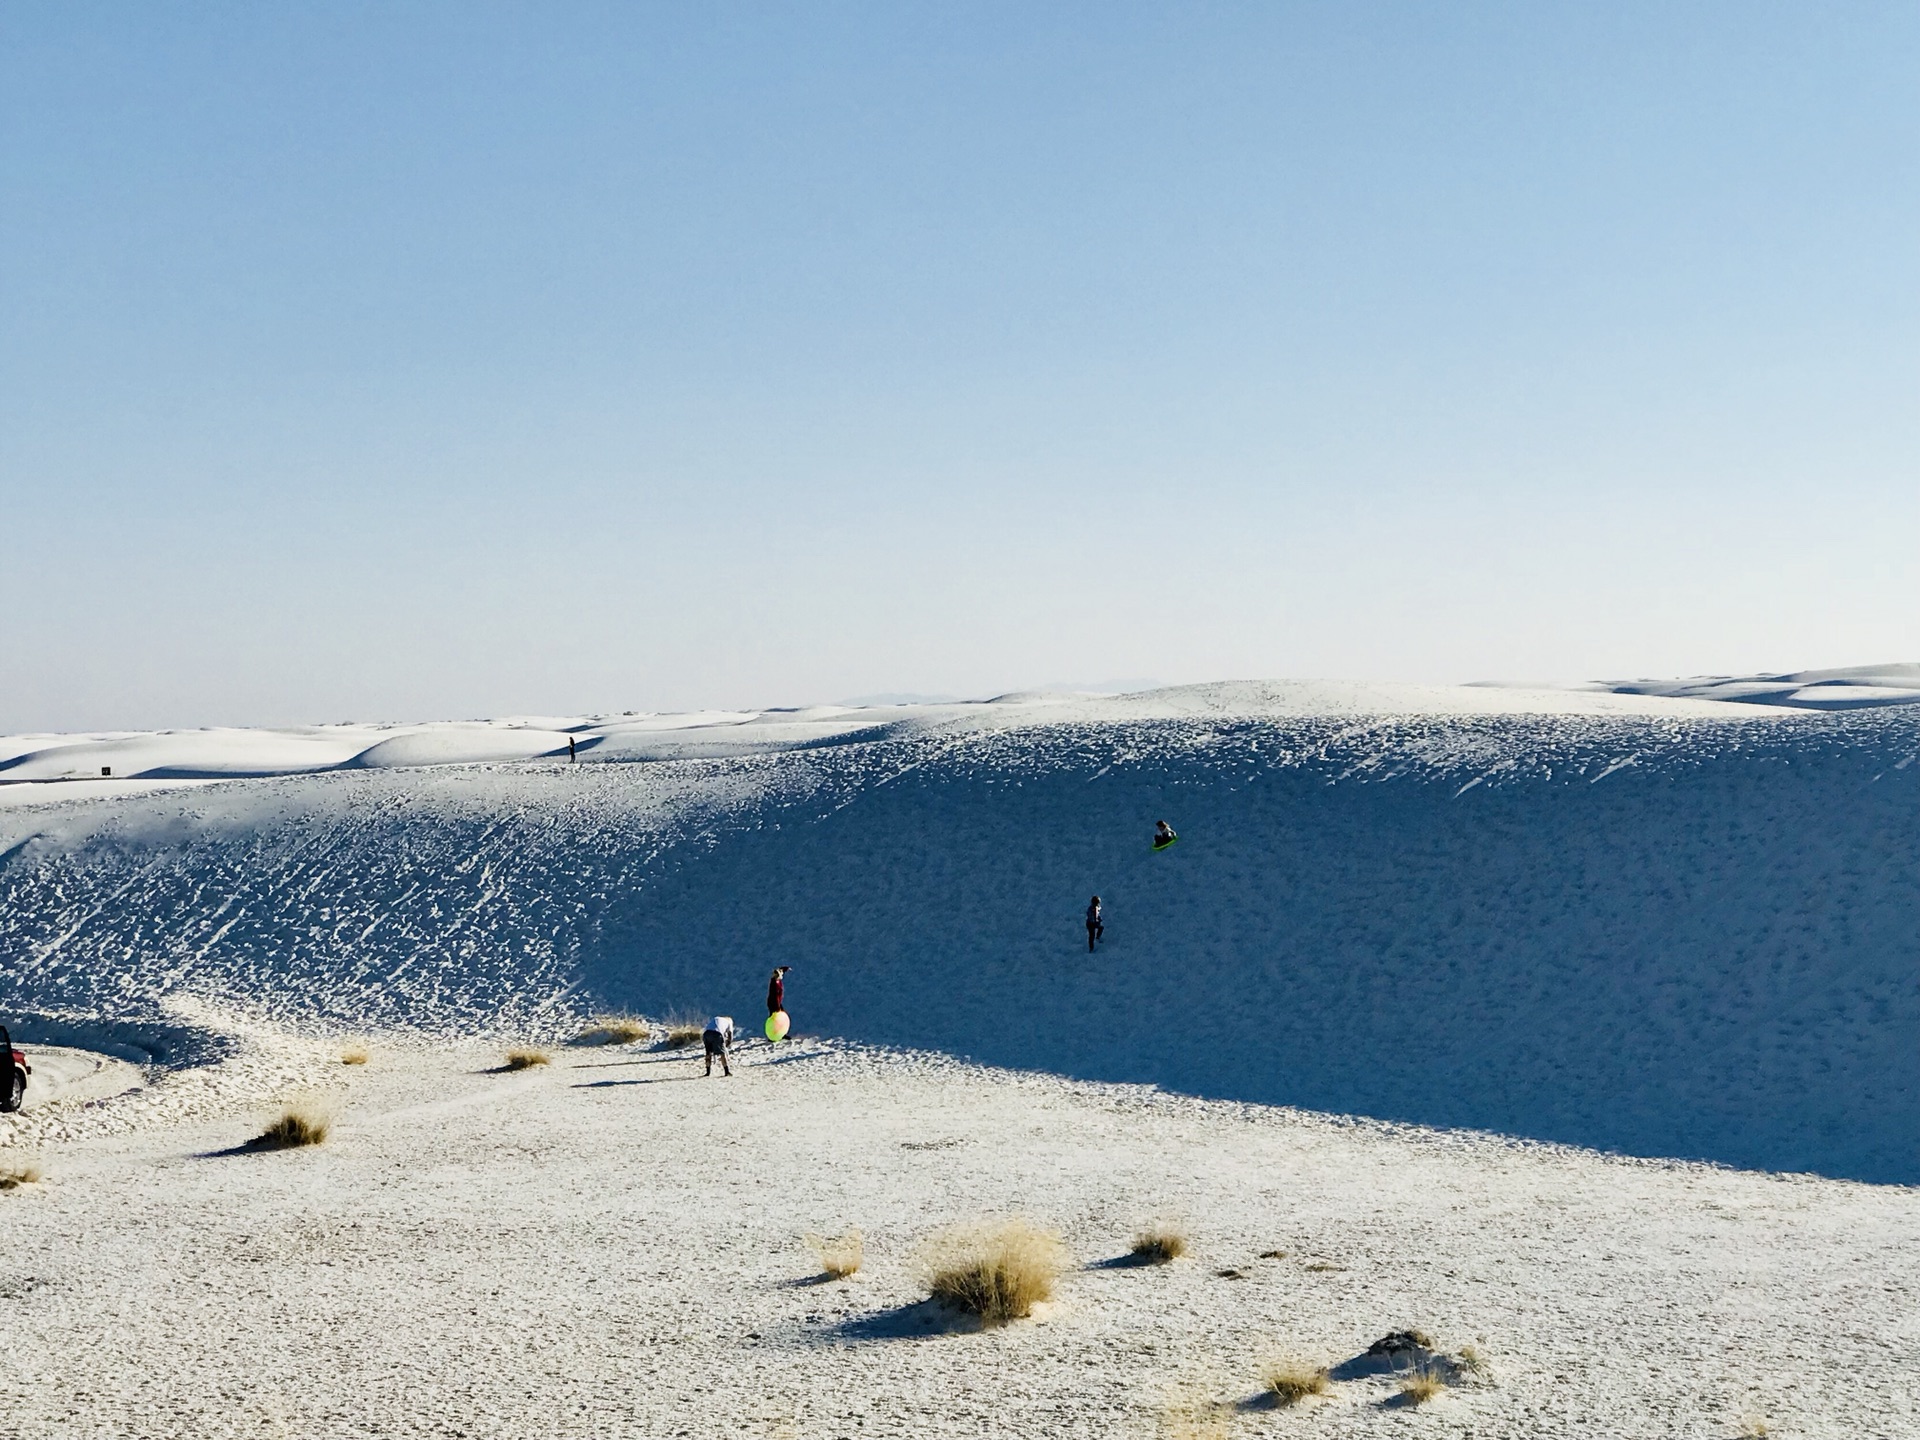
[577,1016,650,1046]
[340,1046,369,1066]
[0,1164,43,1189]
[805,1229,864,1279]
[660,1017,707,1049]
[1736,1414,1770,1439]
[503,1048,551,1071]
[1262,1358,1330,1405]
[1130,1223,1189,1263]
[920,1217,1065,1325]
[254,1107,330,1149]
[1398,1366,1447,1405]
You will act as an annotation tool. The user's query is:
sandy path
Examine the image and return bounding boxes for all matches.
[12,1045,146,1111]
[0,1038,1914,1438]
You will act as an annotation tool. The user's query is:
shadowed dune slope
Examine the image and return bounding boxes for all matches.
[2,699,1917,1181]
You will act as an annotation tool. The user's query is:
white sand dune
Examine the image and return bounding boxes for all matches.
[1502,660,1920,709]
[3,671,1919,1435]
[2,674,1917,1179]
[8,666,1874,797]
[0,679,1772,808]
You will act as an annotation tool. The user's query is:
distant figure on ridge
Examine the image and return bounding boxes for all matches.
[702,1015,735,1077]
[1153,820,1179,852]
[568,735,577,763]
[1085,895,1104,951]
[767,965,790,1018]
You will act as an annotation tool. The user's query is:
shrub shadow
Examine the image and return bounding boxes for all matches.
[821,1298,978,1342]
[1085,1251,1160,1271]
[192,1137,304,1160]
[1378,1389,1430,1410]
[1329,1350,1401,1383]
[780,1272,844,1289]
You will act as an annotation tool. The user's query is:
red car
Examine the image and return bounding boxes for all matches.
[0,1027,28,1113]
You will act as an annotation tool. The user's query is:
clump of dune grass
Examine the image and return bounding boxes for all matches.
[661,1019,706,1049]
[1398,1365,1447,1405]
[576,1015,650,1046]
[339,1046,369,1066]
[1455,1343,1489,1378]
[1736,1414,1770,1439]
[805,1229,864,1279]
[1263,1358,1330,1405]
[920,1217,1065,1325]
[503,1048,550,1071]
[1130,1223,1189,1264]
[0,1163,43,1189]
[254,1107,330,1149]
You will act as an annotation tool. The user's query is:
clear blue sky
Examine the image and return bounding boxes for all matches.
[3,3,1915,730]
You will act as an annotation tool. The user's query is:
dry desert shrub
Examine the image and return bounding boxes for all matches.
[805,1229,864,1278]
[577,1015,650,1046]
[0,1164,43,1189]
[1262,1358,1330,1405]
[1455,1343,1490,1379]
[661,1017,707,1049]
[504,1049,551,1071]
[1130,1223,1189,1263]
[920,1217,1065,1324]
[340,1046,369,1066]
[254,1107,330,1149]
[1736,1414,1771,1439]
[1398,1365,1447,1405]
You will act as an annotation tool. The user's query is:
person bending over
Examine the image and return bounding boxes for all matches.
[703,1015,735,1077]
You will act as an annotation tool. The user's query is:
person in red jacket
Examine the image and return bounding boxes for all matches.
[767,965,790,1018]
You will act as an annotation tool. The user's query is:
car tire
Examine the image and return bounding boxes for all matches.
[0,1068,22,1113]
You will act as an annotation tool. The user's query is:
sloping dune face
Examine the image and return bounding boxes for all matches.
[2,689,1917,1181]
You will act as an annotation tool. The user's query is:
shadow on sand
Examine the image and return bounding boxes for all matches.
[1084,1251,1163,1271]
[819,1298,978,1342]
[572,1074,703,1088]
[779,1272,846,1290]
[192,1137,313,1160]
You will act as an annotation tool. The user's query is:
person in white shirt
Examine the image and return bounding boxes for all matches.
[702,1015,735,1077]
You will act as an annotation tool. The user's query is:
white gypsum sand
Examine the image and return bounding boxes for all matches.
[0,1036,1911,1438]
[2,674,1918,1436]
[4,679,1918,1179]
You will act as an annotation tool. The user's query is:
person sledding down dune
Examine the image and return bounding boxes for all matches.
[1152,819,1179,852]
